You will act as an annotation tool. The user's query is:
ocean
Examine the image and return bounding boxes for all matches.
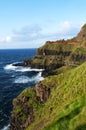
[0,49,44,130]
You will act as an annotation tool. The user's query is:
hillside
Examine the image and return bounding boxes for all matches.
[10,61,86,130]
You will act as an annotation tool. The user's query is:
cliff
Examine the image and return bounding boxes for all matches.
[22,24,86,77]
[10,24,86,130]
[13,24,86,77]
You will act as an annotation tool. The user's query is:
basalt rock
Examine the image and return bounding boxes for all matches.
[10,83,51,130]
[10,105,34,130]
[10,94,35,130]
[13,62,24,66]
[35,83,50,103]
[24,58,32,66]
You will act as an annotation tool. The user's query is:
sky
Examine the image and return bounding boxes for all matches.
[0,0,86,49]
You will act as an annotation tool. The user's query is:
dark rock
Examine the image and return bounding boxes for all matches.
[24,58,32,66]
[13,62,24,66]
[13,58,32,67]
[10,95,35,130]
[35,83,50,103]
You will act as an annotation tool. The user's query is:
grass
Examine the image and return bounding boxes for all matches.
[39,43,77,53]
[25,62,86,130]
[44,95,86,130]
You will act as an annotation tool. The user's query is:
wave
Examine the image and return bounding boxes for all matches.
[4,64,17,71]
[4,63,43,72]
[1,124,9,130]
[4,63,44,84]
[14,72,44,84]
[15,67,43,72]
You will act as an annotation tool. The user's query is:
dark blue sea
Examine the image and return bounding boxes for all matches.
[0,49,44,130]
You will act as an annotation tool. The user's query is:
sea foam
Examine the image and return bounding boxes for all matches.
[4,64,17,71]
[4,63,43,72]
[1,124,9,130]
[14,72,44,84]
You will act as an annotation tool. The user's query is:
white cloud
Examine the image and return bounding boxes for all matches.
[0,36,11,43]
[5,36,11,42]
[11,21,78,43]
[59,21,71,32]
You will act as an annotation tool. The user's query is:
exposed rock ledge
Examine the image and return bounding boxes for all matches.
[10,83,51,130]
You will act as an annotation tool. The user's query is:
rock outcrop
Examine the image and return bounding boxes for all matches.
[10,83,51,130]
[35,83,50,103]
[10,95,35,130]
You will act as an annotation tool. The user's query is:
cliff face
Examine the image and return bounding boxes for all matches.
[30,43,86,75]
[10,89,35,130]
[30,43,77,71]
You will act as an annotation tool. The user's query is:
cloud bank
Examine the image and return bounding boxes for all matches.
[0,21,82,49]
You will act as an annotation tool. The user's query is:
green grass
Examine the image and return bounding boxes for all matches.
[72,47,86,54]
[39,43,76,52]
[44,95,86,130]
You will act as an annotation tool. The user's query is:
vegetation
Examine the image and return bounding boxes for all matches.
[39,43,77,52]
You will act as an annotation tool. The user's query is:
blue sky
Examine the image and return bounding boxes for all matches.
[0,0,86,49]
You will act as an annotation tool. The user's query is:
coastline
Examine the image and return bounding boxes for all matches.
[9,24,86,130]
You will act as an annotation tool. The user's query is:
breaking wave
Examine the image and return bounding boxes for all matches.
[14,72,44,84]
[4,63,17,71]
[4,63,44,84]
[4,63,43,72]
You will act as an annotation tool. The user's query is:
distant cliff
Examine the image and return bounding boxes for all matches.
[10,24,86,130]
[23,24,86,76]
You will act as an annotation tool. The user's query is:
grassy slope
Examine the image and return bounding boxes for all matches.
[26,62,86,130]
[39,43,77,51]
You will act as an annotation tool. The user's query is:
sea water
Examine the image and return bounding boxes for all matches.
[0,49,44,130]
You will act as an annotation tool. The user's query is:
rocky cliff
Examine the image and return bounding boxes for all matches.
[22,24,86,77]
[10,83,51,130]
[10,24,86,130]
